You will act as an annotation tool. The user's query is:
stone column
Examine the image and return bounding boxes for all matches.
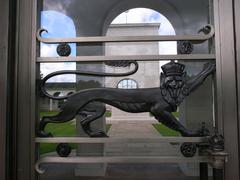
[68,10,106,177]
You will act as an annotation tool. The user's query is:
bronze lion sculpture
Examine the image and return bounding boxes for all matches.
[38,61,215,137]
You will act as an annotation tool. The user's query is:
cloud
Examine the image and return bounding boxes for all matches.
[40,42,77,82]
[40,8,177,82]
[110,8,177,73]
[41,11,76,38]
[111,8,175,37]
[40,11,77,82]
[111,8,177,55]
[159,42,177,55]
[43,0,72,15]
[112,8,161,24]
[41,43,58,57]
[41,62,76,82]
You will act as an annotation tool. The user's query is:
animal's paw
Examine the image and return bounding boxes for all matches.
[37,130,53,137]
[203,62,216,73]
[90,131,108,137]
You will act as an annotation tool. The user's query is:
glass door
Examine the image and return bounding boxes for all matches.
[34,1,226,180]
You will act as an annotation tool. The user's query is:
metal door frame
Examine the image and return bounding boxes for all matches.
[214,0,240,178]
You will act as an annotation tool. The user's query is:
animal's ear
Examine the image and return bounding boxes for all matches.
[160,72,165,81]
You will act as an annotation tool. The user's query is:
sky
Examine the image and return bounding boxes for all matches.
[40,11,77,82]
[40,8,176,82]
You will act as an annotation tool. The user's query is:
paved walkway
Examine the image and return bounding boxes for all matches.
[105,120,180,156]
[106,120,160,137]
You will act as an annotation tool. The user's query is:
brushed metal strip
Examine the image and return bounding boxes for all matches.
[35,137,209,143]
[37,25,214,44]
[37,54,216,63]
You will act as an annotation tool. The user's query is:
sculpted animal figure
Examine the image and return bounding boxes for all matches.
[38,61,215,137]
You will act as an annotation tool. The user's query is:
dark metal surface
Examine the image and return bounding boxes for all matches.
[16,0,37,180]
[204,133,227,180]
[104,60,132,67]
[213,168,224,180]
[56,43,71,57]
[200,163,208,180]
[180,142,197,157]
[177,41,194,54]
[38,61,215,138]
[0,1,10,179]
[56,143,71,157]
[39,61,138,100]
[209,130,224,152]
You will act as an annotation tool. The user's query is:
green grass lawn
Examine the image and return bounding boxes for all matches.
[152,124,180,136]
[39,111,111,155]
[152,111,180,137]
[105,111,112,117]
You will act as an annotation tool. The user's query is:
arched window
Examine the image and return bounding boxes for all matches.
[117,79,138,89]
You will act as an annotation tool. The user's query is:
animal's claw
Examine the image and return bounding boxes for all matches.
[37,130,53,137]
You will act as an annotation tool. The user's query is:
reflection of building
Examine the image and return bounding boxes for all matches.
[40,23,161,115]
[105,23,160,121]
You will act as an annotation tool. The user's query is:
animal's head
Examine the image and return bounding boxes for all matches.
[160,61,187,105]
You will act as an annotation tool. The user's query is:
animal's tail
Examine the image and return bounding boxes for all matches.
[39,61,139,100]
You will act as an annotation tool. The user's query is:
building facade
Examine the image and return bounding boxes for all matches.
[105,23,160,121]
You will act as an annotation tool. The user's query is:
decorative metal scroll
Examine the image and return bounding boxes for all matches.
[39,61,138,100]
[38,61,215,138]
[56,43,71,56]
[177,41,194,54]
[37,25,214,44]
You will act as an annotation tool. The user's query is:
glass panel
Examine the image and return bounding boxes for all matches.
[37,0,215,179]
